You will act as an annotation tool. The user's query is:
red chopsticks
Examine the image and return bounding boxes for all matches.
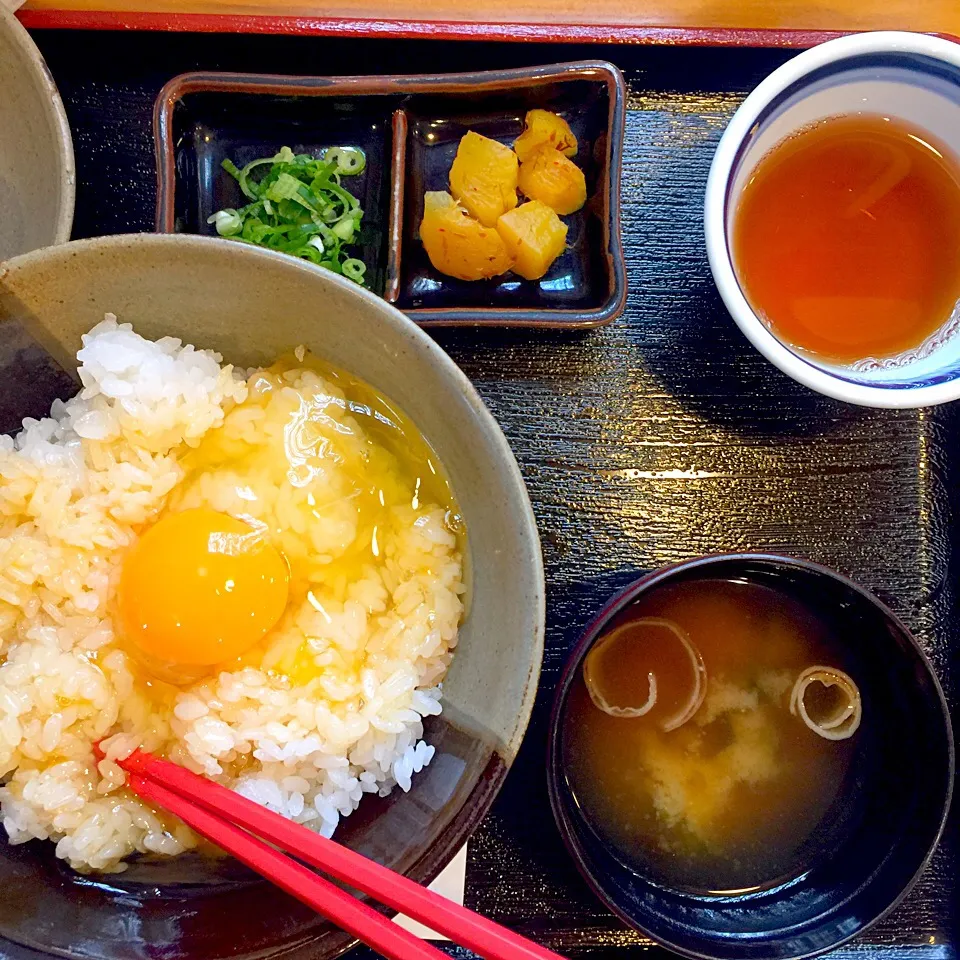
[106,748,567,960]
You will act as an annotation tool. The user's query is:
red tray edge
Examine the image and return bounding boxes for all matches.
[19,10,960,49]
[15,10,861,47]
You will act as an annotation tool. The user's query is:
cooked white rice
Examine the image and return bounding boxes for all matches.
[0,317,464,871]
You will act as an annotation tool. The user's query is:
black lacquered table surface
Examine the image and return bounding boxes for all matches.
[28,29,959,960]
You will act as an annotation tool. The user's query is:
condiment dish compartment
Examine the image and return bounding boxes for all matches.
[156,79,400,296]
[397,73,619,323]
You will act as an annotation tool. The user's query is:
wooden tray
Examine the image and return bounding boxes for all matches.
[12,25,960,960]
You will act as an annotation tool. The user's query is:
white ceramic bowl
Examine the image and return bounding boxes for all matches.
[705,31,960,409]
[0,5,74,260]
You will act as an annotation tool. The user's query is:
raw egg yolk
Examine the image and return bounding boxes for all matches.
[118,508,290,667]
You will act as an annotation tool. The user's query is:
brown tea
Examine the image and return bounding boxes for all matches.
[562,579,860,893]
[732,114,960,364]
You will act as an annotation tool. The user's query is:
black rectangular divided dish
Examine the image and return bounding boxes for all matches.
[154,64,627,327]
[29,29,960,960]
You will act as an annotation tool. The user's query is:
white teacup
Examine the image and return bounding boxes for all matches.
[705,31,960,408]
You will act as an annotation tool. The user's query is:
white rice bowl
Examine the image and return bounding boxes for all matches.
[0,317,464,872]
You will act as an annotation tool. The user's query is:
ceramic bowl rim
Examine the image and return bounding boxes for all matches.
[704,30,960,409]
[0,4,75,251]
[546,552,955,960]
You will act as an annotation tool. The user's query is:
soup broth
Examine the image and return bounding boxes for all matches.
[562,579,859,892]
[732,114,960,365]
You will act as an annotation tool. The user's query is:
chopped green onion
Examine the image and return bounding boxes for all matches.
[265,172,309,204]
[209,145,369,284]
[207,208,243,237]
[332,217,357,242]
[323,147,366,175]
[342,259,367,282]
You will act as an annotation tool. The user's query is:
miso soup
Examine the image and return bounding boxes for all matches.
[562,578,862,893]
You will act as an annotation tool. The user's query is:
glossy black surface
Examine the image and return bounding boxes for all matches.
[398,76,617,319]
[548,556,953,960]
[170,91,393,294]
[15,29,960,960]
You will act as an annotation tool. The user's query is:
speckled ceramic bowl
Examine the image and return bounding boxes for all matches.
[0,233,545,960]
[0,5,74,260]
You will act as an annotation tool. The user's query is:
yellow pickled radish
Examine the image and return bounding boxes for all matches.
[448,131,519,228]
[420,191,514,281]
[495,200,567,281]
[513,109,578,162]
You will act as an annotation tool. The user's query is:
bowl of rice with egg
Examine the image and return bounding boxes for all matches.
[0,233,544,960]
